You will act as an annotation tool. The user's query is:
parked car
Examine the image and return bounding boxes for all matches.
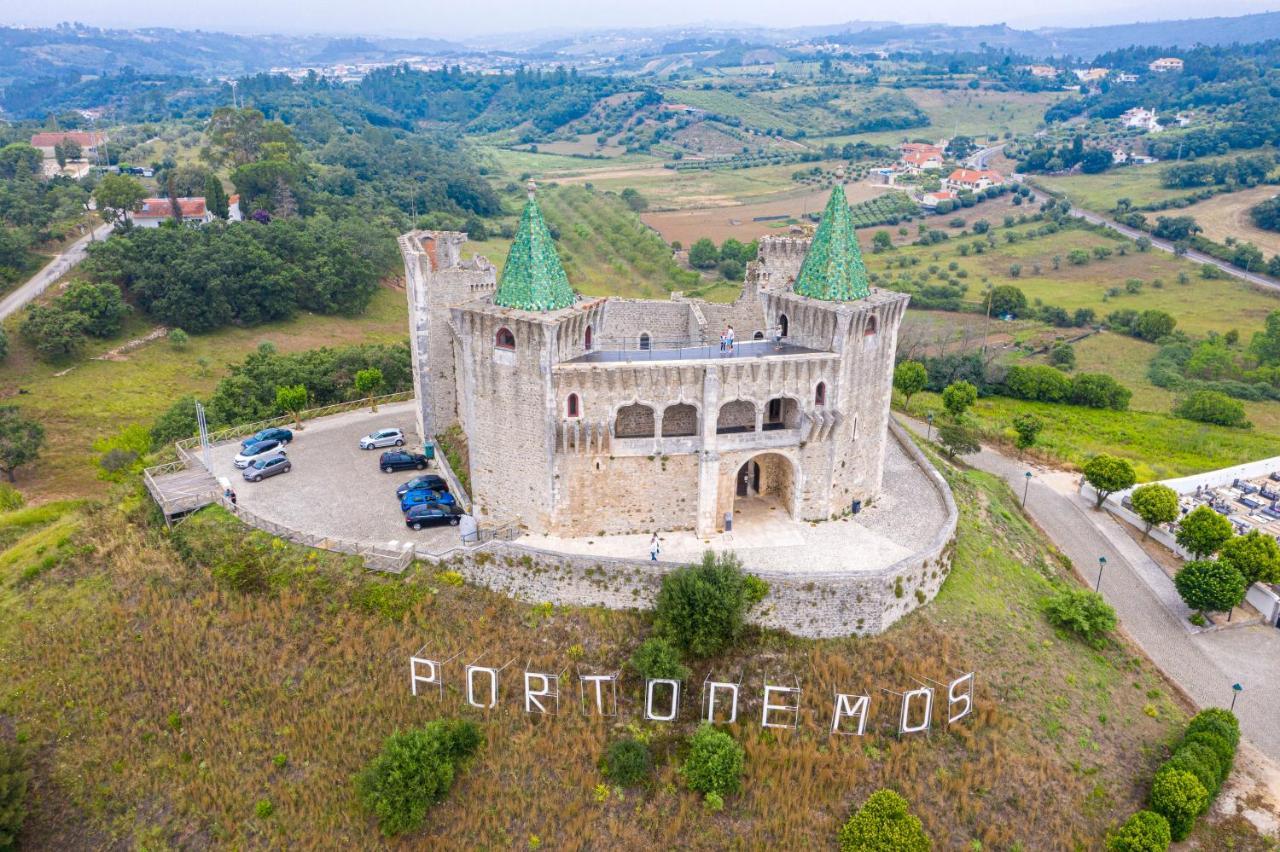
[404,502,463,530]
[400,489,456,512]
[243,454,292,482]
[396,475,449,499]
[240,427,293,448]
[234,439,286,469]
[379,450,430,473]
[360,428,405,449]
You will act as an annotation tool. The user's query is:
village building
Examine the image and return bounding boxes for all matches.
[1120,107,1162,133]
[400,182,909,538]
[1025,64,1059,78]
[1148,57,1184,72]
[29,130,107,160]
[128,197,215,228]
[943,168,1003,193]
[920,190,957,209]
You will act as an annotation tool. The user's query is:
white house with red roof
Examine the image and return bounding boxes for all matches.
[920,190,958,209]
[29,130,107,159]
[944,168,1004,193]
[128,198,214,228]
[898,142,945,173]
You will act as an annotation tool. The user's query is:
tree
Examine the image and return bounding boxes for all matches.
[204,173,230,220]
[629,636,689,681]
[941,380,977,418]
[838,789,931,852]
[937,420,980,458]
[654,551,767,657]
[0,739,30,851]
[986,284,1027,317]
[57,280,127,338]
[1218,529,1280,585]
[619,187,647,212]
[93,173,146,228]
[1173,390,1250,428]
[1175,559,1246,616]
[892,360,927,407]
[1176,505,1235,558]
[680,724,744,797]
[1049,342,1076,370]
[718,258,744,281]
[1081,148,1113,174]
[1106,811,1171,852]
[1250,311,1280,366]
[1082,455,1136,509]
[356,720,482,837]
[872,230,893,253]
[355,367,384,413]
[0,406,44,483]
[1132,310,1177,342]
[275,384,309,429]
[19,305,88,361]
[688,238,719,269]
[1130,484,1179,539]
[1011,413,1043,454]
[168,328,189,350]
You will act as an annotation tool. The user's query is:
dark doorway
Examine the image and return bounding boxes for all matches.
[736,460,761,497]
[779,314,789,338]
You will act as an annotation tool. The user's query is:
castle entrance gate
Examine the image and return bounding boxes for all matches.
[730,452,795,531]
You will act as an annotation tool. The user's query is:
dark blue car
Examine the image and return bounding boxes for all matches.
[400,488,455,512]
[405,502,463,530]
[396,475,449,499]
[240,427,293,449]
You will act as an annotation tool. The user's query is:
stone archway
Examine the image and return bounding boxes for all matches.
[728,452,796,530]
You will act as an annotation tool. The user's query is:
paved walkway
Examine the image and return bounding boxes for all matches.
[0,223,112,321]
[899,414,1280,761]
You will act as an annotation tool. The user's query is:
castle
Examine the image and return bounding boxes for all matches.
[400,183,909,539]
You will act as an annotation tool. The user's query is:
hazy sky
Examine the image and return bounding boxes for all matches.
[1,0,1277,38]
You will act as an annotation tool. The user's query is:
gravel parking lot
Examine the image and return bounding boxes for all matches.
[207,401,460,553]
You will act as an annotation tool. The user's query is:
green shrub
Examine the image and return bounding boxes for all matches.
[601,738,652,787]
[1180,731,1234,784]
[356,720,483,837]
[0,740,30,852]
[629,636,690,681]
[0,484,24,512]
[1163,744,1222,798]
[1185,708,1240,751]
[1174,560,1247,615]
[1105,810,1171,852]
[1041,587,1117,648]
[838,789,931,852]
[654,551,767,657]
[680,724,744,797]
[1149,765,1208,841]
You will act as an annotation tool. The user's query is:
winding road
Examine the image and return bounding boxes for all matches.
[0,223,113,322]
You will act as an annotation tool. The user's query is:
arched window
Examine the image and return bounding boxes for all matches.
[864,315,878,336]
[778,314,789,338]
[567,393,580,418]
[584,325,593,351]
[639,333,651,351]
[495,326,515,350]
[753,331,764,340]
[815,382,826,406]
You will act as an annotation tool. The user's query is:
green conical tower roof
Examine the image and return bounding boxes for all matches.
[495,187,576,312]
[793,184,870,301]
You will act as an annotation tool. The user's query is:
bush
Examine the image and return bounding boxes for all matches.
[356,720,483,837]
[168,328,190,350]
[630,636,690,681]
[1042,588,1117,648]
[654,551,767,657]
[680,724,744,796]
[1149,765,1208,841]
[601,738,652,787]
[0,484,24,512]
[1175,505,1235,558]
[57,279,128,338]
[19,304,88,361]
[1174,560,1247,615]
[1163,742,1223,797]
[837,789,931,852]
[1174,390,1250,428]
[0,740,30,852]
[1185,707,1240,755]
[1069,373,1131,411]
[941,380,977,417]
[1049,342,1076,370]
[1106,810,1171,852]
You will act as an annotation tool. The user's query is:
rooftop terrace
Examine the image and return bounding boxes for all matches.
[567,337,821,364]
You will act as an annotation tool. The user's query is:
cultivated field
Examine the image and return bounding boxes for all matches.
[813,87,1063,147]
[1177,184,1280,256]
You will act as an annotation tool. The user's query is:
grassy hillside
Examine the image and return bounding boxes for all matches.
[0,456,1210,848]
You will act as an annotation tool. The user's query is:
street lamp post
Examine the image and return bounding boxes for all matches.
[1230,682,1243,713]
[926,413,934,441]
[1023,471,1032,507]
[1095,556,1107,593]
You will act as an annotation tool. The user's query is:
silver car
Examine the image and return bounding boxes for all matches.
[360,428,405,449]
[243,454,291,482]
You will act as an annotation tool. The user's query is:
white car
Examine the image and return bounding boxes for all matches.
[360,428,405,450]
[233,439,287,469]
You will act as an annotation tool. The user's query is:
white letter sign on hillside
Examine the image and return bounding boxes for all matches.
[524,671,559,715]
[702,679,740,724]
[467,665,500,709]
[410,656,442,698]
[761,683,801,730]
[948,673,975,724]
[645,678,681,722]
[831,693,870,736]
[578,674,617,717]
[898,687,934,735]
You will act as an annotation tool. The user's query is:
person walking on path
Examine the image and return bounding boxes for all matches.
[720,325,729,353]
[726,325,735,355]
[649,532,661,562]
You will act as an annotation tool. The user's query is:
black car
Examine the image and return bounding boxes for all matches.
[404,502,463,530]
[396,475,449,499]
[379,450,430,473]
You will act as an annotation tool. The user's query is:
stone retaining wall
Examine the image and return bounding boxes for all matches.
[422,420,958,638]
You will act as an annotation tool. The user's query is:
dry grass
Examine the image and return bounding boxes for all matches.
[1177,185,1280,256]
[0,458,1217,849]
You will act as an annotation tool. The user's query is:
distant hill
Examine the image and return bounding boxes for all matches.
[1036,11,1280,57]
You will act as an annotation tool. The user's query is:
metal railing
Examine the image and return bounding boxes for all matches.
[461,522,521,546]
[572,333,827,363]
[175,391,415,451]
